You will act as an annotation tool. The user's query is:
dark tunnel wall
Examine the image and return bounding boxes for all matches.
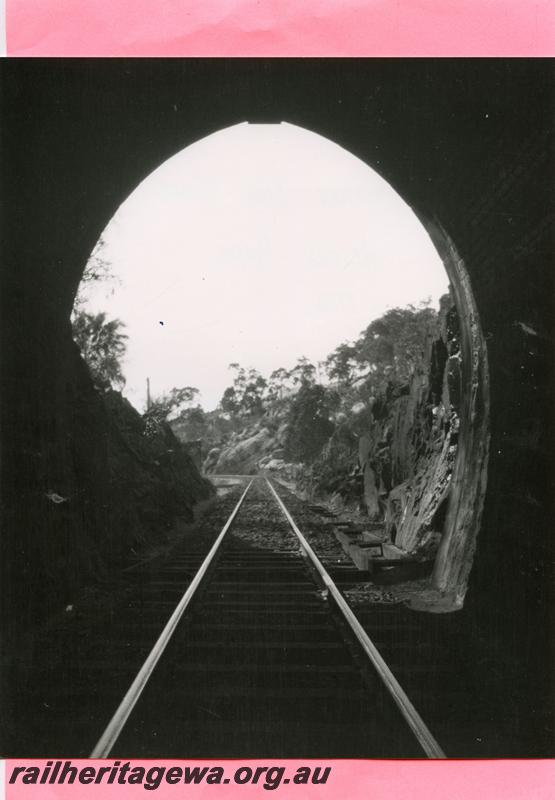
[1,59,554,752]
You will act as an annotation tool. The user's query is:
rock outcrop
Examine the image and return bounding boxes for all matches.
[207,426,274,474]
[102,389,214,548]
[315,299,461,558]
[205,299,461,563]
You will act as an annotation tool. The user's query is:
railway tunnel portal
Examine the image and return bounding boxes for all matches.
[1,58,553,755]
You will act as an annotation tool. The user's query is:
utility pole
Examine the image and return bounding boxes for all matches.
[146,377,151,410]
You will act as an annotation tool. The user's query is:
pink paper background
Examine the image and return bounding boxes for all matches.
[5,0,555,57]
[5,759,555,800]
[3,1,555,798]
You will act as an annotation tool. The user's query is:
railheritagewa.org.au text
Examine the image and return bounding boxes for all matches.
[9,761,332,791]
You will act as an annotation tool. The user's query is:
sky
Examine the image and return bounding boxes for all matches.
[80,122,448,411]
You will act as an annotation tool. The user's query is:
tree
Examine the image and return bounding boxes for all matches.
[267,367,292,402]
[72,310,128,390]
[146,386,200,425]
[289,356,317,387]
[324,302,437,395]
[72,239,128,391]
[170,404,207,442]
[241,373,267,416]
[220,385,241,416]
[357,303,436,383]
[73,236,119,310]
[219,364,267,418]
[324,341,359,384]
[284,383,335,463]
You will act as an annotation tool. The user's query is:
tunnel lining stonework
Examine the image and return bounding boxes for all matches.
[425,221,490,607]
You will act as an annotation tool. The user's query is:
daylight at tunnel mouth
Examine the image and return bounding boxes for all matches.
[73,121,489,615]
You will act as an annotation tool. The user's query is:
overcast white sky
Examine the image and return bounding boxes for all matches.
[81,122,448,411]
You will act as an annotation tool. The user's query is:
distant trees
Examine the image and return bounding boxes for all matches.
[284,383,335,463]
[279,303,440,464]
[267,367,291,402]
[73,237,441,480]
[220,364,267,417]
[146,386,200,425]
[324,341,359,384]
[358,304,436,381]
[164,300,444,473]
[72,310,128,390]
[289,356,317,387]
[324,302,437,392]
[218,356,322,417]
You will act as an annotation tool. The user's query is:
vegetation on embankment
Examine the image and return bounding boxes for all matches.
[72,243,459,567]
[171,295,461,559]
[24,259,216,613]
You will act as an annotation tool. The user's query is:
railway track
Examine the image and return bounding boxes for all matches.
[89,477,445,759]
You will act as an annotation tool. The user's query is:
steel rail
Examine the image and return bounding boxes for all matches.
[265,477,446,759]
[90,479,254,758]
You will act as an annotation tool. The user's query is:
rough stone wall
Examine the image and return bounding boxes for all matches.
[307,300,461,557]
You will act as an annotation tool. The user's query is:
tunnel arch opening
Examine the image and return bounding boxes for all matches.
[74,121,490,613]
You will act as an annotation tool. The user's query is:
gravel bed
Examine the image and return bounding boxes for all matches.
[252,479,438,608]
[228,479,302,553]
[263,479,351,564]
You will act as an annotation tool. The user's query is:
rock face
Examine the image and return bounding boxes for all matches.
[320,301,461,559]
[210,427,274,474]
[102,390,214,547]
[205,301,461,564]
[3,337,214,636]
[362,303,461,555]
